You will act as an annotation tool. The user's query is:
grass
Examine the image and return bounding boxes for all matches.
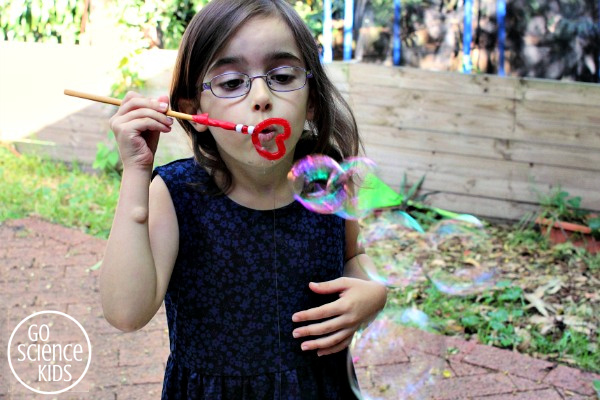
[0,146,120,238]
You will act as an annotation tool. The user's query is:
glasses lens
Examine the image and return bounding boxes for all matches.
[211,73,249,98]
[267,67,307,92]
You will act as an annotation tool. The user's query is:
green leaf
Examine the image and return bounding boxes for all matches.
[461,315,481,327]
[489,309,509,323]
[498,286,522,302]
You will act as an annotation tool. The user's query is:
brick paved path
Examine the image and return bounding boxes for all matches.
[1,217,598,399]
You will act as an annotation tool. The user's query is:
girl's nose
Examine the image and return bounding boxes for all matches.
[249,78,272,112]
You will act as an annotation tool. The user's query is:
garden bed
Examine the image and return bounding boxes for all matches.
[380,220,599,373]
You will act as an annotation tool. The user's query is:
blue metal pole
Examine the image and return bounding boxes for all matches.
[343,0,354,61]
[392,0,402,65]
[462,0,473,73]
[322,0,333,63]
[497,0,506,76]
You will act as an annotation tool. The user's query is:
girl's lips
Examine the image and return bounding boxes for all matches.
[256,125,281,146]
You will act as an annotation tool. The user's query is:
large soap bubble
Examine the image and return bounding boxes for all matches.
[424,215,497,296]
[348,307,447,399]
[358,210,429,288]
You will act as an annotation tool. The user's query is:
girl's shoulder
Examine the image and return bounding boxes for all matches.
[153,158,208,186]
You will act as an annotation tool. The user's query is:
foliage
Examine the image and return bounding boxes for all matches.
[0,147,119,238]
[110,0,207,49]
[94,49,148,176]
[529,186,600,238]
[0,0,88,43]
[93,132,121,176]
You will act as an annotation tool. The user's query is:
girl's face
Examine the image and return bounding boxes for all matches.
[197,15,312,169]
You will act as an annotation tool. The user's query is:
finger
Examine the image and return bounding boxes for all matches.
[307,278,351,295]
[118,95,170,118]
[117,106,173,127]
[299,328,353,353]
[293,315,346,338]
[112,110,173,136]
[316,335,354,357]
[292,299,345,323]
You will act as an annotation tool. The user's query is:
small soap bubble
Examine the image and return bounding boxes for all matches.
[425,215,497,296]
[358,210,428,288]
[348,308,446,399]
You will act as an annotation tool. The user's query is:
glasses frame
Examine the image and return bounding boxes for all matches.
[201,66,313,99]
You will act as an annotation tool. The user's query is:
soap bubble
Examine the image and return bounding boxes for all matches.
[287,155,347,215]
[348,307,447,399]
[358,210,429,288]
[288,156,404,220]
[424,215,497,296]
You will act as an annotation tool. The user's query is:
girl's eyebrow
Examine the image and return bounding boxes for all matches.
[208,56,244,72]
[265,51,303,64]
[209,51,303,72]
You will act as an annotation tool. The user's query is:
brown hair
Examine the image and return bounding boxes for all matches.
[170,0,361,194]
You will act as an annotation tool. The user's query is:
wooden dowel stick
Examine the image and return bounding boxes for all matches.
[63,89,194,121]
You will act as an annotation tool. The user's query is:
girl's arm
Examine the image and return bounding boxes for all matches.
[291,219,387,356]
[99,92,179,332]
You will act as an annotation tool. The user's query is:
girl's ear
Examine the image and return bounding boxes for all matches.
[178,98,208,132]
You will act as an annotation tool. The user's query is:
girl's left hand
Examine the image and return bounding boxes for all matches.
[291,277,387,356]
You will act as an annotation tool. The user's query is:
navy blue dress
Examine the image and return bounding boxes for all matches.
[153,158,358,399]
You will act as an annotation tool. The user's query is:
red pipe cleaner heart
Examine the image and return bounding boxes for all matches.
[252,118,291,161]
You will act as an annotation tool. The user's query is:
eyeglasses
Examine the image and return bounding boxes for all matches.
[201,66,313,99]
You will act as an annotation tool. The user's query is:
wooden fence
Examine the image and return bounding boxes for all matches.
[325,63,600,220]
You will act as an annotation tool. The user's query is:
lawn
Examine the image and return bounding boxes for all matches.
[1,145,598,374]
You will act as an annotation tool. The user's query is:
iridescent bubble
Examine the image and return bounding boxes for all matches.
[288,156,404,220]
[348,307,447,400]
[358,210,429,288]
[287,155,347,215]
[425,215,497,296]
[331,157,379,220]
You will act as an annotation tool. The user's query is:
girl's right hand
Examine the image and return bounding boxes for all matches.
[109,91,174,170]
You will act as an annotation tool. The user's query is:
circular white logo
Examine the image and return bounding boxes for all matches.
[7,310,92,394]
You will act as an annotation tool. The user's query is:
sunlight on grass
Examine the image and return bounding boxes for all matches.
[0,147,120,238]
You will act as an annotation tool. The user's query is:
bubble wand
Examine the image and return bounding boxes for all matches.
[64,89,291,160]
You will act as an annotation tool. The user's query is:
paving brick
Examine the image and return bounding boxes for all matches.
[424,372,516,399]
[114,383,163,399]
[469,388,563,400]
[448,360,491,377]
[463,344,555,382]
[556,387,598,399]
[508,374,550,391]
[543,364,600,396]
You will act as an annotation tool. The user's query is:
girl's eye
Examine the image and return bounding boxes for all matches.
[219,78,246,90]
[271,73,296,85]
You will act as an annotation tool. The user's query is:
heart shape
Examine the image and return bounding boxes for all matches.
[252,118,291,160]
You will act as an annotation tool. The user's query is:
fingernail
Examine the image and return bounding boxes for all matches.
[311,282,319,286]
[301,344,309,351]
[167,117,174,124]
[159,102,168,111]
[293,330,299,338]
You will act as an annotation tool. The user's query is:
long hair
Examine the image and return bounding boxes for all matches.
[170,0,361,194]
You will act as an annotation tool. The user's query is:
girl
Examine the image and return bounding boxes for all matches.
[100,0,387,398]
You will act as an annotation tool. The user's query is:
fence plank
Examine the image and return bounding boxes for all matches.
[361,125,600,171]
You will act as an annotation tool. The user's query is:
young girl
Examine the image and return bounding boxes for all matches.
[100,0,387,398]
